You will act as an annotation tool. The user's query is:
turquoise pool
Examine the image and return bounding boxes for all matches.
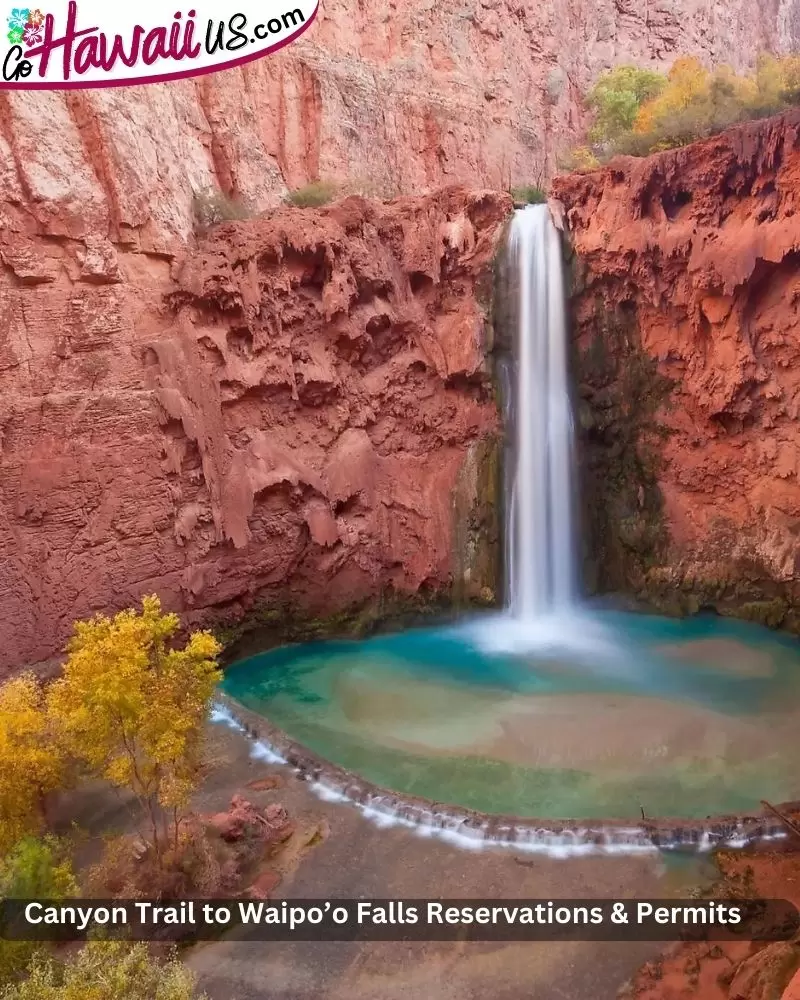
[221,609,800,820]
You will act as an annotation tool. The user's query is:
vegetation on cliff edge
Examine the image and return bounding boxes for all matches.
[510,185,547,205]
[192,188,254,232]
[567,54,800,168]
[285,178,400,207]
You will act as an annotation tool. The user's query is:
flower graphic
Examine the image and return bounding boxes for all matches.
[6,7,29,31]
[6,7,46,48]
[22,20,40,44]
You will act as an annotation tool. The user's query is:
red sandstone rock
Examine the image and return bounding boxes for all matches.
[625,852,800,1000]
[248,868,282,900]
[783,967,800,1000]
[0,187,507,672]
[552,110,800,609]
[246,775,285,792]
[0,4,796,251]
[263,804,292,837]
[730,943,800,1000]
[207,795,293,844]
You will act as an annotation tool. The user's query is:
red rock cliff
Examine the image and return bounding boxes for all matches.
[1,0,798,254]
[552,110,800,625]
[0,188,509,672]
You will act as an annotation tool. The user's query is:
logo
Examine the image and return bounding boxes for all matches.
[7,8,47,47]
[1,0,318,88]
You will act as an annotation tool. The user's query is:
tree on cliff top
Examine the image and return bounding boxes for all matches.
[749,52,800,111]
[586,65,666,146]
[47,595,222,859]
[0,675,65,853]
[576,54,800,162]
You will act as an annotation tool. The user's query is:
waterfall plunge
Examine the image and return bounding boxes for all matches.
[508,205,576,620]
[472,204,615,659]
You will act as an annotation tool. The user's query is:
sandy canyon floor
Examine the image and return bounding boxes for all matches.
[178,720,721,1000]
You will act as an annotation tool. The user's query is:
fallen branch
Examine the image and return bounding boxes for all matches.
[761,800,800,840]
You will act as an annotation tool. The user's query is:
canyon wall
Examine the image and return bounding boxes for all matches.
[0,187,509,672]
[2,0,800,258]
[5,2,800,669]
[552,110,800,627]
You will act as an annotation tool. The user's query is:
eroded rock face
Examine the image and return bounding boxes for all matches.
[0,187,508,672]
[1,1,799,253]
[552,110,800,624]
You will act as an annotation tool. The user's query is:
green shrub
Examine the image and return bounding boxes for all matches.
[510,185,547,204]
[0,942,205,1000]
[284,181,340,208]
[0,836,77,899]
[192,188,253,231]
[0,837,77,987]
[285,178,400,206]
[586,65,666,145]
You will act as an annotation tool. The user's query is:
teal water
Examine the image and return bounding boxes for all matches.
[221,610,800,820]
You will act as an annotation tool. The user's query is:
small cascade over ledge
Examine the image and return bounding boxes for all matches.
[507,205,576,620]
[212,695,792,860]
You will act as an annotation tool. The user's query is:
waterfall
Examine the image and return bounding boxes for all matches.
[507,205,575,619]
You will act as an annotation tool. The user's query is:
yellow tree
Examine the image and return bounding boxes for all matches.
[749,53,800,108]
[779,55,800,104]
[0,674,64,853]
[47,596,221,858]
[633,56,711,146]
[1,942,206,1000]
[559,145,601,173]
[746,53,788,114]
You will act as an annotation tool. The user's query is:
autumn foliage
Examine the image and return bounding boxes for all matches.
[587,65,666,145]
[0,676,65,853]
[47,596,222,857]
[0,596,221,860]
[0,942,206,1000]
[0,597,224,995]
[573,54,800,165]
